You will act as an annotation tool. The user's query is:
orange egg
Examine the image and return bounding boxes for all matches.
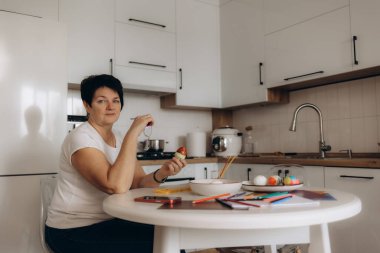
[267,175,281,185]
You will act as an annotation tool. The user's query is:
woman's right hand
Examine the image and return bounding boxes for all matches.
[129,114,154,137]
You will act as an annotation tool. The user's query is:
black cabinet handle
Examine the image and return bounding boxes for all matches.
[204,167,208,179]
[109,58,113,75]
[0,9,41,18]
[340,175,374,180]
[129,18,166,28]
[129,61,166,68]
[352,35,359,65]
[179,68,183,90]
[259,62,264,85]
[247,168,252,181]
[284,71,324,81]
[166,177,195,182]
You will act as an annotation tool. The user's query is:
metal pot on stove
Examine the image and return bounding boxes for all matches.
[211,126,242,157]
[143,139,165,152]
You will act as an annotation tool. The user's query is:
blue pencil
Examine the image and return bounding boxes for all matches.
[270,196,293,204]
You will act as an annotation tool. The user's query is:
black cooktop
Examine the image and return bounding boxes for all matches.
[136,151,175,160]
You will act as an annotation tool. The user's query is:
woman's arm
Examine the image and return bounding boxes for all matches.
[71,115,153,194]
[131,157,187,189]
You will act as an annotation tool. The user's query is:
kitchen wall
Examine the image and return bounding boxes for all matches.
[67,89,212,152]
[234,76,380,154]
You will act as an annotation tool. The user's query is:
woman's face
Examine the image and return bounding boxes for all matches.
[85,87,122,126]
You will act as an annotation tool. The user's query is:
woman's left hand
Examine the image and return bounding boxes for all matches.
[157,157,187,179]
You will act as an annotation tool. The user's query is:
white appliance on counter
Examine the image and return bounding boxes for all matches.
[0,12,66,252]
[211,126,243,157]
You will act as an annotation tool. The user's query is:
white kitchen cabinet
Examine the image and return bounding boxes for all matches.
[143,163,218,186]
[114,22,176,93]
[325,167,380,253]
[0,175,54,253]
[113,0,177,93]
[264,0,348,35]
[264,7,352,88]
[271,165,325,188]
[0,0,58,20]
[220,0,267,107]
[59,0,114,84]
[115,0,175,33]
[223,164,274,182]
[291,165,326,187]
[175,0,221,108]
[350,0,380,69]
[223,164,324,188]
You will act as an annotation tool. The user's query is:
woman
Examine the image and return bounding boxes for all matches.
[45,74,187,253]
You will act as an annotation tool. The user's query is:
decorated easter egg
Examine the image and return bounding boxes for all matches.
[284,175,300,185]
[253,175,267,186]
[283,176,293,185]
[267,175,282,185]
[174,147,187,160]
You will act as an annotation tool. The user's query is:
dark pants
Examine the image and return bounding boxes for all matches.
[46,218,158,253]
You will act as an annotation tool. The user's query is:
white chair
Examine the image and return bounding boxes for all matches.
[40,176,57,253]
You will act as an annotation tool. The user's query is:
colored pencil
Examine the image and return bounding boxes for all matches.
[263,194,294,203]
[192,193,230,204]
[225,199,261,208]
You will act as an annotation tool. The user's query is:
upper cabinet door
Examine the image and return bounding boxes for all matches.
[0,0,58,20]
[59,0,114,84]
[350,0,380,70]
[220,0,267,107]
[114,0,176,93]
[264,0,349,34]
[264,7,352,88]
[115,0,175,33]
[114,22,176,92]
[176,0,221,108]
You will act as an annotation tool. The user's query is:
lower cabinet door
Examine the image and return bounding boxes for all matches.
[0,175,51,253]
[325,167,380,253]
[143,163,218,186]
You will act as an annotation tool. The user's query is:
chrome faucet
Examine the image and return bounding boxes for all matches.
[289,103,331,158]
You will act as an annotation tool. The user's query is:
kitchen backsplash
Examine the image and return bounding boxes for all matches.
[234,76,380,153]
[67,90,212,152]
[68,76,380,154]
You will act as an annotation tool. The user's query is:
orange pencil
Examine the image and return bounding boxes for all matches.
[192,193,231,204]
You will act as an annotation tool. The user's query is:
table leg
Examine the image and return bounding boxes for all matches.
[153,226,180,253]
[153,226,309,252]
[309,224,331,253]
[264,245,277,253]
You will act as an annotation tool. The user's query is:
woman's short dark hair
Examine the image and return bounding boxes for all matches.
[80,74,124,110]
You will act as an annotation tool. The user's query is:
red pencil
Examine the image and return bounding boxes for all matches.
[192,193,230,204]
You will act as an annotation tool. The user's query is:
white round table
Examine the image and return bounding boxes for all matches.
[103,187,361,253]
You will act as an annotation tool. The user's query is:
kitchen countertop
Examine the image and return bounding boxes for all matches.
[139,153,380,169]
[225,156,380,169]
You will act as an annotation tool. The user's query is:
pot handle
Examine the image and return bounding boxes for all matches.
[143,140,150,151]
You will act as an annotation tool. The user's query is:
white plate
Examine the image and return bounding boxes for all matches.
[242,181,304,192]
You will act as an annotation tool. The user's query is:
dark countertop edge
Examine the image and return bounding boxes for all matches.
[139,156,380,169]
[139,157,218,166]
[220,157,380,169]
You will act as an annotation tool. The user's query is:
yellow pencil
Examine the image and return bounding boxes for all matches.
[192,193,230,204]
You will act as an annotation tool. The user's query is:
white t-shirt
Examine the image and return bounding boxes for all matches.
[46,122,122,229]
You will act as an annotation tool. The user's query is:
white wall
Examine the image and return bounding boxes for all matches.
[67,90,213,152]
[234,76,380,153]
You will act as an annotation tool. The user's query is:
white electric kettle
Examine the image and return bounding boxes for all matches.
[211,126,242,157]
